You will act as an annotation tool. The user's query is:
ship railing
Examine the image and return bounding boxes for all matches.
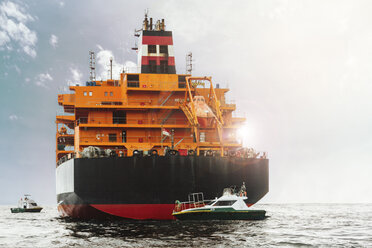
[220,99,236,107]
[126,97,183,106]
[77,134,195,144]
[57,152,76,166]
[232,110,247,118]
[76,117,193,126]
[173,201,207,213]
[58,94,76,104]
[173,193,216,213]
[76,133,241,144]
[56,128,75,135]
[120,66,139,73]
[57,133,268,155]
[79,97,185,107]
[57,147,269,166]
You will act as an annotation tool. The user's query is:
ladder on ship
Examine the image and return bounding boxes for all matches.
[180,103,199,142]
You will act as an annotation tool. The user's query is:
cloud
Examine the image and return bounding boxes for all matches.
[0,1,33,23]
[66,67,83,86]
[35,72,53,88]
[59,2,65,8]
[9,114,18,121]
[96,45,137,80]
[49,34,58,48]
[0,1,37,57]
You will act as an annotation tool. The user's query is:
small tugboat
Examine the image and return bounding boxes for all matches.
[10,195,43,213]
[172,186,266,220]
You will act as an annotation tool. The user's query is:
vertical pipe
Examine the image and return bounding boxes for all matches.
[110,57,113,80]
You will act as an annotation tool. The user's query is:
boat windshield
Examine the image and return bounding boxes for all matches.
[213,200,237,206]
[30,203,37,206]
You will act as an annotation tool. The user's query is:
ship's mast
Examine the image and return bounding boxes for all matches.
[89,51,96,81]
[186,52,193,75]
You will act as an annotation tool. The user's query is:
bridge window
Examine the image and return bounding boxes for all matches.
[127,74,139,87]
[89,91,92,96]
[160,45,168,54]
[178,75,186,88]
[213,200,237,206]
[127,74,139,82]
[148,45,156,53]
[83,91,87,96]
[109,133,117,142]
[113,111,126,124]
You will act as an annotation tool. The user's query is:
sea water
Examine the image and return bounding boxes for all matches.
[0,204,371,247]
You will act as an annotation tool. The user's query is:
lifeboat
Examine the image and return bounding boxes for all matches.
[189,95,216,128]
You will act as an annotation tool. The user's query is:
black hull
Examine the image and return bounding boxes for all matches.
[56,156,269,219]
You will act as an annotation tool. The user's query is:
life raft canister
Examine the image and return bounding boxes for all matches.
[168,149,179,156]
[150,149,158,156]
[133,150,141,157]
[188,149,195,156]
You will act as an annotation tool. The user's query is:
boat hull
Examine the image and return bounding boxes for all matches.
[10,207,43,213]
[173,209,267,220]
[56,156,269,220]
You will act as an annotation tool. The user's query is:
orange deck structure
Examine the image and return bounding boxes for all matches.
[56,15,249,165]
[56,74,246,163]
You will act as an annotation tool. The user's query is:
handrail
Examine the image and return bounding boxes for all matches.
[75,117,191,126]
[56,146,268,167]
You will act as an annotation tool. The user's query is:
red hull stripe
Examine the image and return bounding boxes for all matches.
[58,203,254,220]
[91,204,175,220]
[142,36,173,45]
[141,56,175,66]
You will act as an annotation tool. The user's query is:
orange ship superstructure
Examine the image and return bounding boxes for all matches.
[55,15,268,220]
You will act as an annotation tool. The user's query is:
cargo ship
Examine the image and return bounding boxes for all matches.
[56,15,269,220]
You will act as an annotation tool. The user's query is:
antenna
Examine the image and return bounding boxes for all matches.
[110,57,113,80]
[89,51,96,81]
[143,9,149,30]
[186,52,193,75]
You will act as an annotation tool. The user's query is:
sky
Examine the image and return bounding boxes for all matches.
[0,0,371,205]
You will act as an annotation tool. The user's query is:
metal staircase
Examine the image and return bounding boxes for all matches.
[161,109,176,125]
[180,103,199,142]
[159,91,175,106]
